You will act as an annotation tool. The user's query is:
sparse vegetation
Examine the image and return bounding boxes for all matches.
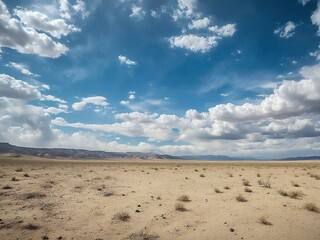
[236,194,247,202]
[244,187,252,193]
[278,190,303,199]
[23,192,46,199]
[175,203,187,211]
[199,174,205,177]
[104,191,115,197]
[304,203,319,213]
[2,185,12,189]
[112,212,131,221]
[22,223,40,230]
[11,177,19,181]
[214,188,223,193]
[224,186,230,190]
[256,173,261,177]
[128,231,159,240]
[309,173,320,180]
[258,216,272,225]
[257,177,271,188]
[23,173,30,177]
[177,194,191,202]
[291,181,300,187]
[242,179,251,186]
[228,173,233,177]
[15,168,23,172]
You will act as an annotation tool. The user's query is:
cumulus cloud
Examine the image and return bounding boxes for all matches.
[188,17,210,29]
[5,62,39,77]
[169,34,218,53]
[118,55,137,65]
[14,8,80,38]
[0,1,68,58]
[130,5,145,19]
[0,74,41,99]
[311,2,320,35]
[72,96,109,111]
[209,24,236,37]
[274,21,296,38]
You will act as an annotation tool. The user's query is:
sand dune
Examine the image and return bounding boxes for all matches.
[0,156,320,240]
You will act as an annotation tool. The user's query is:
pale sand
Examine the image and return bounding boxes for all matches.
[0,155,320,240]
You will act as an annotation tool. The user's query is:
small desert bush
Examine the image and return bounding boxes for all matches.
[22,224,40,230]
[236,194,247,202]
[11,177,19,181]
[23,173,30,177]
[214,188,222,193]
[228,173,233,177]
[104,191,115,197]
[128,231,159,240]
[309,173,320,180]
[15,168,23,172]
[224,186,230,190]
[257,178,271,188]
[177,194,191,202]
[291,181,300,187]
[256,173,261,177]
[278,190,303,199]
[258,216,272,225]
[244,187,252,193]
[175,203,187,211]
[2,185,12,189]
[304,203,319,213]
[24,192,46,199]
[199,174,205,177]
[112,212,131,221]
[242,179,251,186]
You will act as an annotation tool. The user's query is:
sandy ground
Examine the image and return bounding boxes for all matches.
[0,155,320,240]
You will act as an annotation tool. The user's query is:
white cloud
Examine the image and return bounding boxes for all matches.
[209,24,236,37]
[118,55,137,65]
[40,94,67,104]
[72,96,109,111]
[188,17,210,29]
[58,0,88,20]
[274,21,296,38]
[0,1,68,58]
[173,0,197,20]
[169,34,218,53]
[311,2,320,36]
[45,106,68,115]
[120,100,129,105]
[129,94,135,100]
[130,5,145,19]
[0,74,41,100]
[5,62,39,77]
[14,8,80,39]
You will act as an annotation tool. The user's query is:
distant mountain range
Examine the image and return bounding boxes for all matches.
[0,142,319,161]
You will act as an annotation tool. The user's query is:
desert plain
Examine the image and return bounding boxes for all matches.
[0,155,320,240]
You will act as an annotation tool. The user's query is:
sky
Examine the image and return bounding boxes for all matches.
[1,0,320,158]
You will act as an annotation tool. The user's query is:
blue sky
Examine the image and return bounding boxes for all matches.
[1,0,320,158]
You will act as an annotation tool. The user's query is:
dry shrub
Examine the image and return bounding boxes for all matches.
[177,195,191,202]
[214,188,223,193]
[112,212,131,221]
[304,203,319,213]
[175,203,187,211]
[128,231,159,240]
[236,194,247,202]
[258,216,272,225]
[244,187,252,193]
[242,179,251,186]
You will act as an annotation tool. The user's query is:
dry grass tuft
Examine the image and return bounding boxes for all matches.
[177,194,191,202]
[236,194,248,202]
[304,203,319,213]
[199,174,205,177]
[175,203,188,211]
[112,212,131,221]
[228,173,233,177]
[244,187,252,193]
[224,186,230,190]
[214,188,223,193]
[309,173,320,180]
[23,192,46,199]
[128,231,159,240]
[258,216,272,225]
